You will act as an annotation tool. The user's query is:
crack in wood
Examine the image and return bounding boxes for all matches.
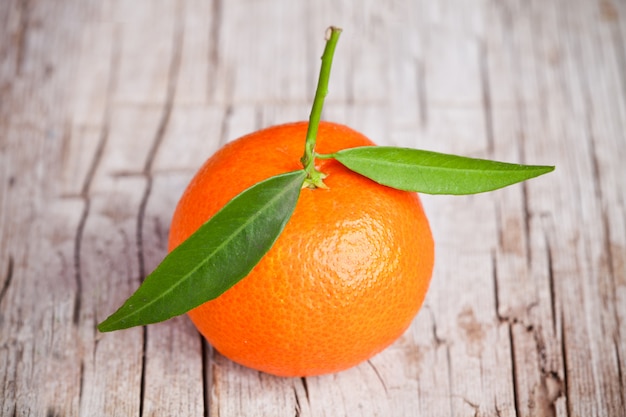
[560,309,572,416]
[0,255,14,305]
[71,25,121,326]
[509,49,534,268]
[300,376,310,404]
[77,359,85,414]
[217,104,233,148]
[491,251,503,322]
[584,101,603,203]
[521,182,532,269]
[445,344,454,417]
[615,336,626,414]
[45,407,60,417]
[479,38,494,156]
[139,326,148,417]
[416,58,428,129]
[507,322,522,417]
[293,386,302,417]
[207,0,222,100]
[200,337,212,417]
[462,397,480,417]
[608,1,626,116]
[72,182,92,325]
[601,208,618,293]
[366,360,388,395]
[14,0,31,76]
[491,250,537,329]
[135,0,185,280]
[545,234,558,336]
[424,305,446,347]
[507,309,565,416]
[133,3,185,413]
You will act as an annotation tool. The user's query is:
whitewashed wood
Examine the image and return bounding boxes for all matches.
[1,0,625,416]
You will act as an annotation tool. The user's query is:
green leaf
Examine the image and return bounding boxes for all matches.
[328,146,554,195]
[98,170,307,332]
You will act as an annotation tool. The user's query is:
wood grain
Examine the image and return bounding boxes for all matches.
[1,0,624,415]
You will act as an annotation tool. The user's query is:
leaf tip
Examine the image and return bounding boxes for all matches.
[97,307,137,332]
[532,164,556,177]
[96,316,121,333]
[96,321,112,333]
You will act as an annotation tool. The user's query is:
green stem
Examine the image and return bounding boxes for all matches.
[301,26,342,189]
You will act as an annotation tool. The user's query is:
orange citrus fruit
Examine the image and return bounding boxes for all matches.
[168,121,434,377]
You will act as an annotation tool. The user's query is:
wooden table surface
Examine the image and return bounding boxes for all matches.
[1,0,625,416]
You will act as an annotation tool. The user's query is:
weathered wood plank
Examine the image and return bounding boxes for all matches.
[1,1,101,416]
[0,0,625,415]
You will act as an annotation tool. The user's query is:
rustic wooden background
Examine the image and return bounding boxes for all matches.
[1,0,625,415]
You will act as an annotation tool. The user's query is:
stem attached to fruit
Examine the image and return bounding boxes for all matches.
[301,26,342,189]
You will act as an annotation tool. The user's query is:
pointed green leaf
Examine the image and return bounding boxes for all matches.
[329,146,554,195]
[98,170,307,332]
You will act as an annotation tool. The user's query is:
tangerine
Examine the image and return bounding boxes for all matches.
[167,121,434,377]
